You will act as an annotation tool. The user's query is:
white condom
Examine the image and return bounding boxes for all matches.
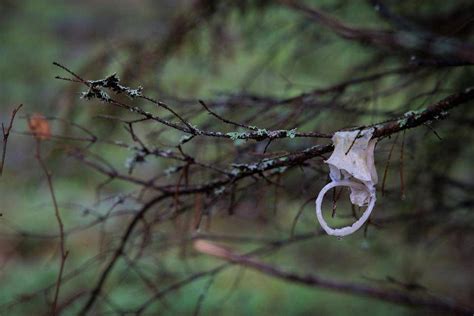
[315,128,378,236]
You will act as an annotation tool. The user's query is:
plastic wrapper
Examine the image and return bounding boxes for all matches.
[315,128,378,236]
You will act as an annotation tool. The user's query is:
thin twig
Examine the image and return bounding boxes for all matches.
[345,128,363,155]
[290,197,315,238]
[1,104,23,176]
[34,139,68,315]
[199,100,257,131]
[399,130,406,200]
[193,273,216,316]
[381,133,400,196]
[331,187,344,217]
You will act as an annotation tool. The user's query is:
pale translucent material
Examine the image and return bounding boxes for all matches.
[315,128,378,236]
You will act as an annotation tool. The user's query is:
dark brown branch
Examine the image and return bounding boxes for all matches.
[33,139,68,315]
[78,194,166,315]
[281,0,474,64]
[198,99,257,131]
[195,241,472,315]
[54,63,332,140]
[1,104,22,176]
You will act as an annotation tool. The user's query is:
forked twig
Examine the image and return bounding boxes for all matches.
[1,104,23,176]
[31,126,68,315]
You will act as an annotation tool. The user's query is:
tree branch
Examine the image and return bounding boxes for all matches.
[0,104,22,176]
[195,240,473,315]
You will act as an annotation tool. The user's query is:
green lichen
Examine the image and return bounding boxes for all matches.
[226,132,249,144]
[398,117,408,128]
[226,132,242,140]
[404,109,424,119]
[88,73,143,99]
[256,128,268,136]
[399,109,425,127]
[179,135,193,144]
[286,128,297,139]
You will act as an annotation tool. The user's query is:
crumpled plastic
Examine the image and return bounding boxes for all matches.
[315,128,378,236]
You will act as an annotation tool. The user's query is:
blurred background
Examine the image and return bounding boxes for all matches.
[0,0,473,315]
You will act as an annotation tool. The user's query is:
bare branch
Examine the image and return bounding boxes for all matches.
[195,241,473,314]
[0,104,22,176]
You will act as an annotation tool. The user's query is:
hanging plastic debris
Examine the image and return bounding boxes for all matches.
[315,128,378,236]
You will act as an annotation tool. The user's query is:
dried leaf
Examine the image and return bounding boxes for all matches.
[28,114,51,140]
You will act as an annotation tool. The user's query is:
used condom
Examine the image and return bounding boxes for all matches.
[315,128,378,236]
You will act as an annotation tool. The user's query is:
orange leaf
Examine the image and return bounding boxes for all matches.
[28,114,51,140]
